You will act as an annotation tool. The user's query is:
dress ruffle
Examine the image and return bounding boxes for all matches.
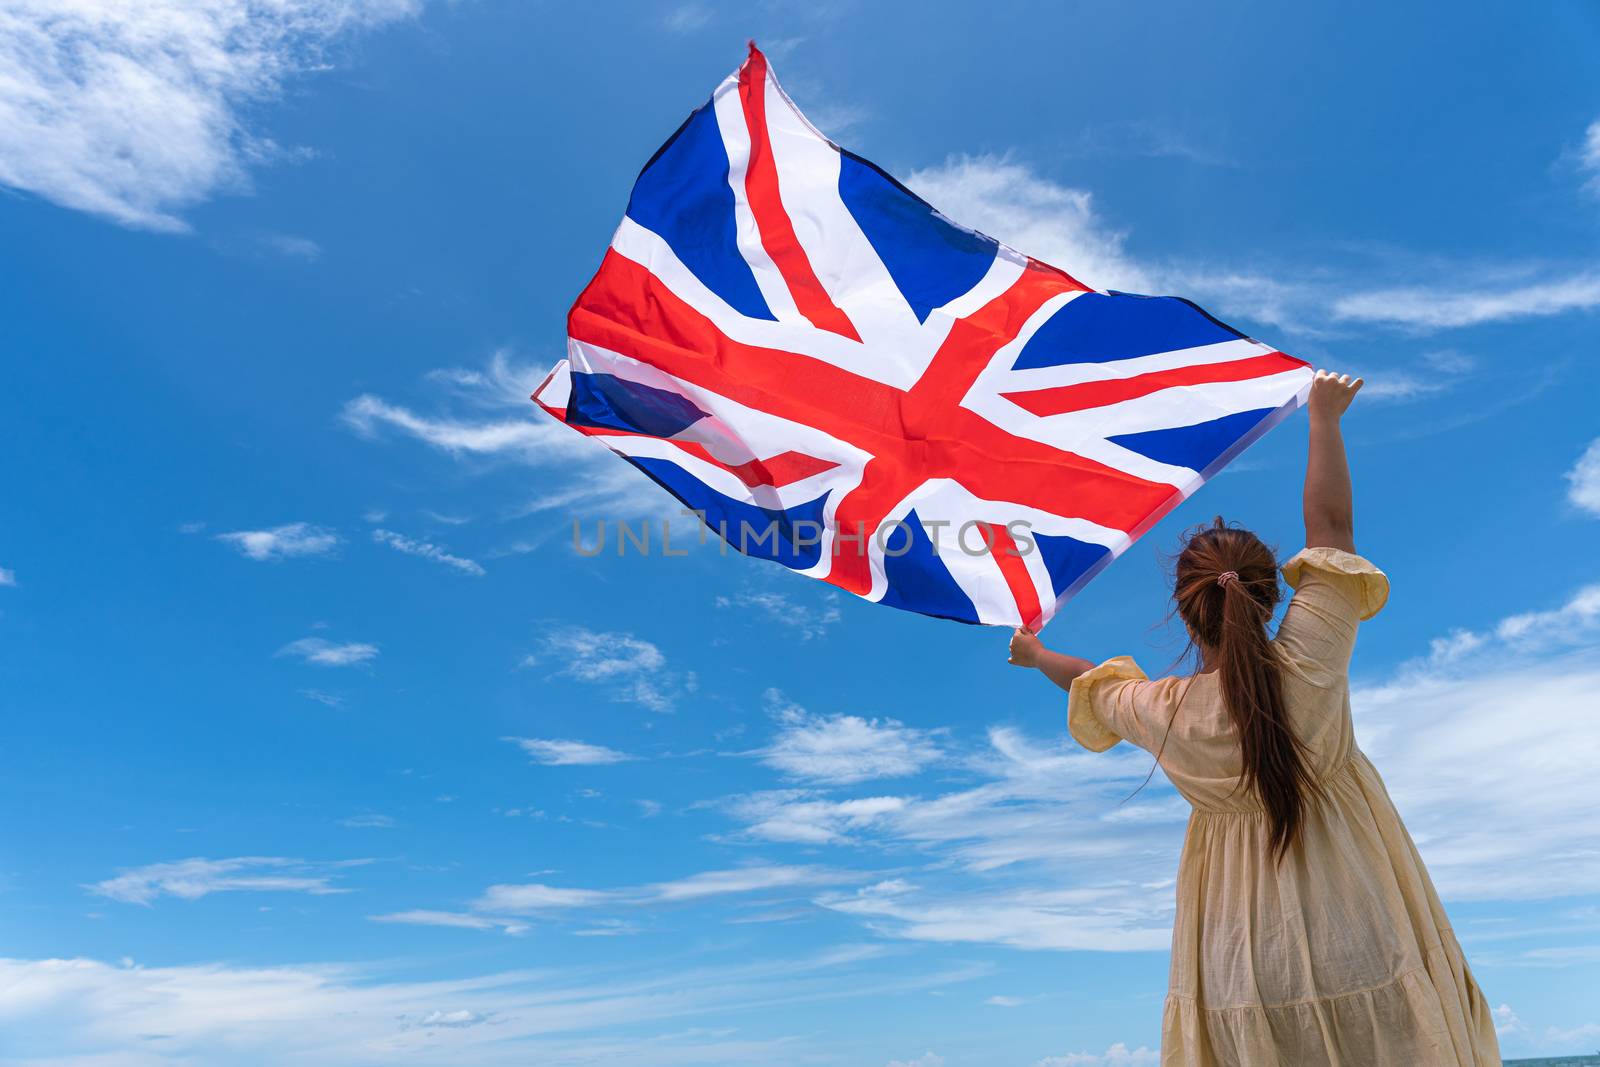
[1067,655,1148,752]
[1162,930,1500,1067]
[1281,547,1390,620]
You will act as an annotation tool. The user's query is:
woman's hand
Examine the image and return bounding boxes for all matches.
[1307,369,1363,422]
[1007,626,1043,668]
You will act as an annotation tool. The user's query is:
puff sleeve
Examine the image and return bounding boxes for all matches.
[1276,547,1390,679]
[1067,655,1151,752]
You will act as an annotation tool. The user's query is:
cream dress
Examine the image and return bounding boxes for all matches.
[1067,548,1500,1067]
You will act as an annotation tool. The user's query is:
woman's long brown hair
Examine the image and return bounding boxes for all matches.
[1173,518,1317,859]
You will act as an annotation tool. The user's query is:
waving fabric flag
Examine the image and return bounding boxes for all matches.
[533,44,1312,630]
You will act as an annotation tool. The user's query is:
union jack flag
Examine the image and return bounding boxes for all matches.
[533,44,1311,629]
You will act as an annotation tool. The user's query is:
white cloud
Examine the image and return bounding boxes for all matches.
[1353,594,1600,901]
[216,522,339,560]
[527,625,682,711]
[886,1054,944,1067]
[505,737,635,766]
[1332,273,1600,330]
[256,231,321,259]
[661,3,710,33]
[721,721,1182,952]
[343,394,554,457]
[727,790,907,846]
[755,689,943,784]
[0,0,419,230]
[0,947,974,1066]
[372,528,484,576]
[1566,438,1600,516]
[903,154,1600,337]
[818,878,1171,953]
[1036,1043,1160,1067]
[344,352,676,524]
[1581,119,1600,196]
[715,590,841,640]
[1543,1020,1600,1047]
[277,636,378,667]
[89,856,356,904]
[472,882,619,913]
[369,910,529,935]
[541,628,664,681]
[0,566,13,586]
[1357,371,1451,403]
[1493,584,1600,647]
[338,813,395,829]
[646,864,856,902]
[374,867,867,938]
[1492,1002,1525,1038]
[905,154,1152,293]
[468,864,858,919]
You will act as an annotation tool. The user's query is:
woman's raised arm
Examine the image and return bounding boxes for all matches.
[1008,627,1096,692]
[1303,370,1363,552]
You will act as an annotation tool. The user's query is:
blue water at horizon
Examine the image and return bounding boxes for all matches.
[1506,1057,1600,1066]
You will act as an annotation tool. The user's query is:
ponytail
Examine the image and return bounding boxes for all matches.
[1174,518,1318,860]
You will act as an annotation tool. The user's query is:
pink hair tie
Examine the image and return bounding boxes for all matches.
[1216,570,1240,588]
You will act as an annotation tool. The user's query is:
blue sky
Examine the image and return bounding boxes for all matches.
[3,1,1599,1063]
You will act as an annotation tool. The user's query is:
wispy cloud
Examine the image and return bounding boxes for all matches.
[339,813,396,829]
[1352,593,1600,902]
[1420,583,1600,669]
[216,522,339,561]
[754,688,944,784]
[905,154,1152,294]
[647,864,857,902]
[89,856,358,905]
[468,863,861,920]
[343,394,553,458]
[343,352,665,520]
[525,625,686,711]
[1035,1043,1160,1067]
[903,153,1600,337]
[0,946,975,1065]
[1331,273,1600,330]
[278,636,379,667]
[472,882,619,913]
[256,231,322,260]
[1063,119,1236,168]
[0,566,14,587]
[370,909,529,935]
[375,864,867,939]
[715,590,841,640]
[817,877,1172,953]
[1566,438,1600,516]
[661,3,711,33]
[0,0,420,230]
[505,737,635,766]
[887,1053,945,1067]
[1581,119,1600,196]
[372,528,484,576]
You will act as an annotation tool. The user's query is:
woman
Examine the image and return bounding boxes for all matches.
[1007,371,1500,1066]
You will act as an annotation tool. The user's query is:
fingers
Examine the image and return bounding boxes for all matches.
[1314,368,1363,391]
